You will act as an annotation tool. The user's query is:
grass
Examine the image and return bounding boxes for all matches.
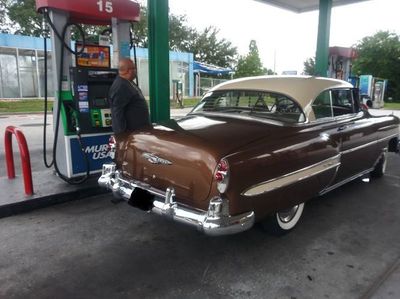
[0,97,201,113]
[0,99,54,113]
[170,97,201,109]
[384,101,400,110]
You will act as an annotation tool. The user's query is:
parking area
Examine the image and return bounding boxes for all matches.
[0,153,399,298]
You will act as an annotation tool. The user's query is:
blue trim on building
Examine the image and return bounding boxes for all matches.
[0,33,52,51]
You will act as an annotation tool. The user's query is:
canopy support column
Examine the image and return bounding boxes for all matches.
[148,0,170,122]
[315,0,332,77]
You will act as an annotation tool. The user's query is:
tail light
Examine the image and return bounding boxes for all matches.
[214,159,229,193]
[361,103,369,111]
[108,135,116,159]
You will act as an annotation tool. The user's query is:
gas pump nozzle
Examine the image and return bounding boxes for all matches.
[72,111,81,135]
[64,102,80,134]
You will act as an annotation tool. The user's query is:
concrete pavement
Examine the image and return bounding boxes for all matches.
[0,108,399,298]
[0,108,192,217]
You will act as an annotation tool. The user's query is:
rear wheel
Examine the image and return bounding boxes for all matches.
[262,203,305,236]
[371,151,387,178]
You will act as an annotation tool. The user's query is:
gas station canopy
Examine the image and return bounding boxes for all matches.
[252,0,369,76]
[255,0,369,13]
[36,0,140,24]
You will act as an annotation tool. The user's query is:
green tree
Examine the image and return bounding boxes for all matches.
[234,40,270,78]
[169,14,196,53]
[131,6,195,50]
[2,1,238,68]
[0,0,10,33]
[5,0,104,39]
[353,31,400,101]
[189,26,237,68]
[303,57,316,75]
[7,0,42,36]
[135,12,237,69]
[131,6,148,47]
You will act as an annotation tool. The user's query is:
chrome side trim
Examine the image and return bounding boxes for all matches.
[341,139,377,155]
[242,155,341,197]
[319,167,373,195]
[319,147,387,195]
[377,125,399,132]
[379,133,400,142]
[341,134,398,155]
[98,164,255,236]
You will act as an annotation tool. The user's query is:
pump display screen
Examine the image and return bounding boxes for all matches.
[75,44,110,68]
[93,97,108,107]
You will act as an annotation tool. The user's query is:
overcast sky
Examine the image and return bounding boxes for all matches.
[162,0,400,74]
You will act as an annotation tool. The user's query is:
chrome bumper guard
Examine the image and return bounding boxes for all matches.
[98,163,255,236]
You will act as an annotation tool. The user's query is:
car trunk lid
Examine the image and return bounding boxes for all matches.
[119,114,287,204]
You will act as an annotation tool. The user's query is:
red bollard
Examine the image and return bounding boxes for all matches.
[4,126,34,196]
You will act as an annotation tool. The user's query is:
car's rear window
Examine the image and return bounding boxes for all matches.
[191,90,305,123]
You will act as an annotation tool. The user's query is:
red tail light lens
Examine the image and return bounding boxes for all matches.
[215,172,224,182]
[108,135,116,148]
[108,135,116,159]
[218,160,228,172]
[214,159,229,193]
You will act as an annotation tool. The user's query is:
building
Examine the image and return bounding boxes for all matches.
[0,33,194,99]
[328,46,358,81]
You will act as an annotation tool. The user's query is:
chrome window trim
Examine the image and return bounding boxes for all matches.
[310,88,362,122]
[319,167,374,195]
[341,134,399,155]
[242,154,341,197]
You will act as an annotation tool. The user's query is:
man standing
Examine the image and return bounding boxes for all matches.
[108,58,150,135]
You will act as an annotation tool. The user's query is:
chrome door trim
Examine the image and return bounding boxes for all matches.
[319,167,373,195]
[242,154,341,197]
[319,147,388,195]
[341,134,398,155]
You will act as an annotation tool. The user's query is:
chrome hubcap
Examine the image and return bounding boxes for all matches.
[278,205,299,223]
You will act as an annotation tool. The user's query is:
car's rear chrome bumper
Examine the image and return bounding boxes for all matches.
[98,163,255,236]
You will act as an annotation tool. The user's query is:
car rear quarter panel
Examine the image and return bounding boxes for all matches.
[374,114,400,149]
[225,126,340,220]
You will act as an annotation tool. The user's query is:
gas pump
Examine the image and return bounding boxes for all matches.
[35,0,140,183]
[359,75,387,109]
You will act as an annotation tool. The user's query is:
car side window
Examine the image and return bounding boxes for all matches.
[312,89,357,121]
[312,90,333,119]
[331,89,355,116]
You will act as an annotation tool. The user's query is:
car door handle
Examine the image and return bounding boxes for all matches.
[337,121,355,131]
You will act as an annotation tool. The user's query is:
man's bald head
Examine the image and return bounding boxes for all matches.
[118,58,136,81]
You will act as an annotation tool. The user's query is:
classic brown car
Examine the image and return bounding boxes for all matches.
[99,76,400,236]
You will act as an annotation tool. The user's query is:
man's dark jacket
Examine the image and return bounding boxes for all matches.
[108,76,150,134]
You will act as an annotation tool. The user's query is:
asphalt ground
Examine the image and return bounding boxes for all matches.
[0,153,399,299]
[0,108,399,298]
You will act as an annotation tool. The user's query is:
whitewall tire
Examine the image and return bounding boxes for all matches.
[371,150,387,178]
[262,203,305,236]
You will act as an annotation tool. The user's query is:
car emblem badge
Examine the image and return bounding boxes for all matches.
[142,153,172,165]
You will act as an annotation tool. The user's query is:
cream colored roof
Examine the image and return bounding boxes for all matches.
[210,75,354,122]
[210,75,353,110]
